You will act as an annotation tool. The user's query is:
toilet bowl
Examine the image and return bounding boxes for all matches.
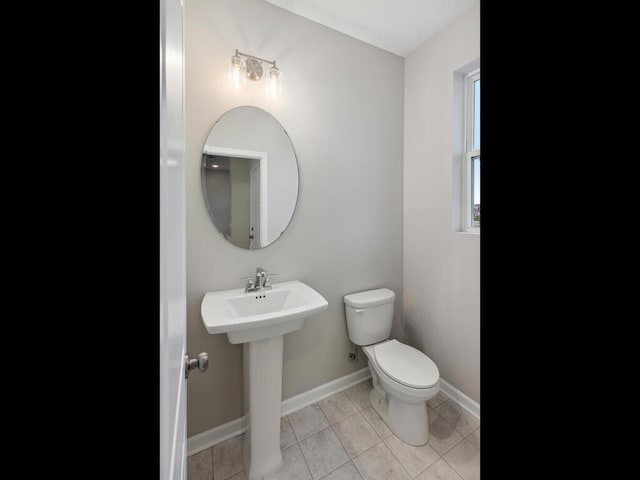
[344,288,440,445]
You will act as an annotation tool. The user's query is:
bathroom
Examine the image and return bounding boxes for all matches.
[160,1,480,479]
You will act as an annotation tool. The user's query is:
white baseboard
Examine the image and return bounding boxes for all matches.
[439,378,480,420]
[187,416,247,456]
[187,367,370,456]
[281,367,371,417]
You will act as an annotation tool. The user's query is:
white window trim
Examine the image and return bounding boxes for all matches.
[463,150,480,234]
[463,68,480,233]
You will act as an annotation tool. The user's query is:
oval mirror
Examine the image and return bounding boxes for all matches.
[201,106,299,249]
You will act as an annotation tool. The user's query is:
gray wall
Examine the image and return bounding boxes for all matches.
[185,0,404,436]
[204,167,231,237]
[403,4,480,403]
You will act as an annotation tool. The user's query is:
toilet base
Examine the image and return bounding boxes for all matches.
[369,387,389,424]
[369,387,429,446]
[388,396,429,445]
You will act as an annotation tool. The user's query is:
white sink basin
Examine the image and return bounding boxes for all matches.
[201,280,328,344]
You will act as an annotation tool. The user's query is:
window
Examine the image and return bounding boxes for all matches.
[464,69,480,231]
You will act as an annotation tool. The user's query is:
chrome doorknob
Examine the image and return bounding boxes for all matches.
[185,352,209,379]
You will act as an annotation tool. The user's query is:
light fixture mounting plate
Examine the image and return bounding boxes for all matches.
[245,57,263,81]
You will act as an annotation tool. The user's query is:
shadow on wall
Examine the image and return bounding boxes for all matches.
[403,316,425,352]
[392,306,405,343]
[283,311,329,360]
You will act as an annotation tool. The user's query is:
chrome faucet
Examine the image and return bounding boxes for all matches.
[255,267,267,289]
[244,267,273,293]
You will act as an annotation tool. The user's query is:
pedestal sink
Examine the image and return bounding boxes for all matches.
[201,280,328,479]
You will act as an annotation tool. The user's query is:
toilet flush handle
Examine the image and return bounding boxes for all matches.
[354,309,364,314]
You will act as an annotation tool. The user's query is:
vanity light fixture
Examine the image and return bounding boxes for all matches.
[229,49,281,99]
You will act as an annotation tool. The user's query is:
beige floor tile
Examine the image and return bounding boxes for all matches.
[299,427,350,479]
[343,380,373,410]
[427,392,449,409]
[333,412,381,458]
[467,427,480,449]
[415,458,463,480]
[428,413,464,455]
[435,401,480,437]
[360,406,392,439]
[289,404,330,441]
[443,439,480,480]
[321,461,364,480]
[228,471,248,480]
[187,448,213,480]
[319,392,359,424]
[384,435,440,477]
[280,416,297,449]
[213,435,245,480]
[352,442,411,480]
[264,443,312,480]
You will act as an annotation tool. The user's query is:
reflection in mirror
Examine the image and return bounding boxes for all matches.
[201,106,299,249]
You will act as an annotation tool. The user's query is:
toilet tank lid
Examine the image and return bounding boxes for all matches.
[344,288,395,308]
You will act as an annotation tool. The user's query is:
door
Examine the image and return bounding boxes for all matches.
[160,0,186,479]
[250,162,261,248]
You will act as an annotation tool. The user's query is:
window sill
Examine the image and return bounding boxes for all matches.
[457,229,480,236]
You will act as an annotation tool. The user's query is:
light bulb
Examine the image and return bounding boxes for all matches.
[229,53,245,90]
[267,65,280,99]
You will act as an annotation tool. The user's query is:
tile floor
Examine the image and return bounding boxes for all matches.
[188,379,480,480]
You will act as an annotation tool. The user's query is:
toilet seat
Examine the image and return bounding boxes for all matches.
[373,340,439,389]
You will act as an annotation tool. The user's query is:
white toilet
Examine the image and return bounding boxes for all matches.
[344,288,440,446]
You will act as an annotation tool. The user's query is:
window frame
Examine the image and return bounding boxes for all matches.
[463,69,480,233]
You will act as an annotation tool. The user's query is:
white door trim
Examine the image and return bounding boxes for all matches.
[203,145,268,245]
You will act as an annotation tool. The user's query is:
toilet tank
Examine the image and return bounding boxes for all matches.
[344,288,395,346]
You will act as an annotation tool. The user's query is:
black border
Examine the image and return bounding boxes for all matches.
[36,3,162,473]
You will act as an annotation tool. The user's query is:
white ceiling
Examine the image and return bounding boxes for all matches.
[263,0,479,57]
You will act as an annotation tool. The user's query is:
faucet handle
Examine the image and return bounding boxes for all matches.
[264,274,277,287]
[241,277,256,292]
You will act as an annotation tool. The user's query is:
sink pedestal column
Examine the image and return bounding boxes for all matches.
[245,334,284,478]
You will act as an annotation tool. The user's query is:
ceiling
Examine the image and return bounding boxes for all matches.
[263,0,479,57]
